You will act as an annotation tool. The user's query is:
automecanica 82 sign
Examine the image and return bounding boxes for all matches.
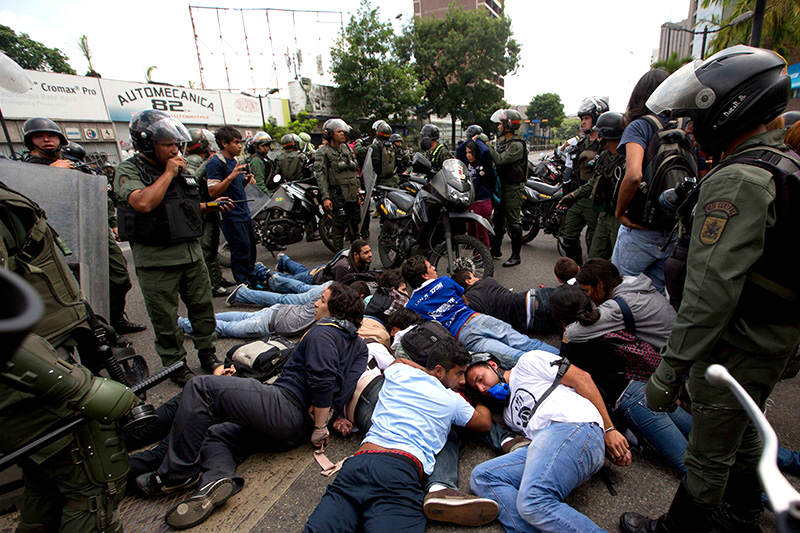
[100,79,224,124]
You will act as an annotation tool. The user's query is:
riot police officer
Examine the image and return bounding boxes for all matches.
[248,131,274,195]
[369,120,401,188]
[314,118,360,250]
[420,123,452,172]
[620,46,800,533]
[389,133,411,175]
[276,133,305,182]
[298,131,316,154]
[482,109,527,267]
[558,111,626,260]
[558,97,608,264]
[114,110,223,385]
[21,117,146,334]
[0,181,138,532]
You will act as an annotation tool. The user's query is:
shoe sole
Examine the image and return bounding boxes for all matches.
[423,497,499,526]
[136,474,198,497]
[166,478,236,530]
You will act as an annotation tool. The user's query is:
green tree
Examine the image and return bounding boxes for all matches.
[526,93,565,128]
[552,117,581,143]
[329,0,423,123]
[0,25,75,74]
[263,110,319,140]
[398,5,521,147]
[701,0,800,62]
[651,51,694,73]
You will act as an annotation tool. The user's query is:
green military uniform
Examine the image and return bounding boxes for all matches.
[559,135,602,263]
[315,142,360,249]
[571,149,624,259]
[275,149,304,182]
[249,153,273,195]
[114,154,216,367]
[395,146,412,176]
[25,155,135,329]
[192,158,224,290]
[370,140,401,188]
[186,153,204,176]
[425,142,452,172]
[0,182,131,532]
[656,129,800,508]
[487,135,526,259]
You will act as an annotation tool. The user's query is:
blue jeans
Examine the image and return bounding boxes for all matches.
[471,422,606,533]
[778,447,800,476]
[611,226,675,294]
[231,281,330,307]
[458,314,558,368]
[275,254,317,285]
[179,309,274,339]
[616,380,692,474]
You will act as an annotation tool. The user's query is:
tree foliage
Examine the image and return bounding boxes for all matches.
[329,0,423,123]
[0,25,75,74]
[526,93,565,128]
[263,110,319,140]
[398,5,521,147]
[700,0,800,62]
[651,51,694,74]
[552,117,581,143]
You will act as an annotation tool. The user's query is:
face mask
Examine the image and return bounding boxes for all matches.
[487,382,510,401]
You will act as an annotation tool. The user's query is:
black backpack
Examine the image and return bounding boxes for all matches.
[618,115,698,230]
[400,321,454,367]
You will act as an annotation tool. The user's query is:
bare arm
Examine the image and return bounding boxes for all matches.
[464,404,492,433]
[614,143,647,229]
[208,162,246,198]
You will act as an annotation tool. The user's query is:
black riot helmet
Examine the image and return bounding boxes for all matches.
[577,97,610,126]
[646,45,790,157]
[464,124,483,139]
[420,124,440,141]
[322,118,350,141]
[22,117,67,152]
[594,111,625,141]
[129,109,191,158]
[63,142,86,161]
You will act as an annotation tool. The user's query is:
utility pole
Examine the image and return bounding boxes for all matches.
[750,0,766,47]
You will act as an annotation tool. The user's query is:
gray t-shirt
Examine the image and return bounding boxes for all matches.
[270,301,317,336]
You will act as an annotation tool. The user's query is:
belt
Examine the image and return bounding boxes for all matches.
[455,312,478,340]
[352,449,424,480]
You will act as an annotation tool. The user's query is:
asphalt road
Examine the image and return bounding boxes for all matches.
[1,216,798,533]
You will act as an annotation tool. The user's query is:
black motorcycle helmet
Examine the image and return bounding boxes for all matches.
[464,124,483,139]
[63,142,86,161]
[594,111,625,140]
[129,109,191,158]
[646,45,790,157]
[420,124,440,141]
[577,97,610,127]
[22,117,67,153]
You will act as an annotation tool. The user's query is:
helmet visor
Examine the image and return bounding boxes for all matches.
[646,60,715,116]
[490,109,507,123]
[149,116,191,145]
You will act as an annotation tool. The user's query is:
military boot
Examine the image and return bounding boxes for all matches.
[620,482,713,533]
[711,469,763,532]
[198,349,222,374]
[490,232,504,259]
[560,238,583,266]
[502,224,522,267]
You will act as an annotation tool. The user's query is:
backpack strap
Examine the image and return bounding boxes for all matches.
[641,114,664,133]
[613,297,636,334]
[528,357,572,418]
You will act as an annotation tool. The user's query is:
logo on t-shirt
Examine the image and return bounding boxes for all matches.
[510,388,537,429]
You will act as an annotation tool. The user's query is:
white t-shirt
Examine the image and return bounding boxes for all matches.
[367,342,394,370]
[504,350,603,438]
[365,364,475,474]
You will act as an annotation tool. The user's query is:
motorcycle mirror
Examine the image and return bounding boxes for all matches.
[412,153,432,174]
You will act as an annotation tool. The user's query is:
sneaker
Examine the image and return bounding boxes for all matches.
[218,278,237,288]
[136,471,199,497]
[501,436,531,454]
[198,349,222,374]
[422,488,498,526]
[170,366,196,387]
[225,284,247,307]
[113,315,147,334]
[165,477,237,530]
[212,285,230,297]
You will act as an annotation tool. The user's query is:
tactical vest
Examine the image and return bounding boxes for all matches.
[0,181,90,345]
[577,136,602,182]
[496,137,528,184]
[592,151,625,213]
[324,144,359,192]
[116,155,203,246]
[277,150,303,182]
[372,141,396,178]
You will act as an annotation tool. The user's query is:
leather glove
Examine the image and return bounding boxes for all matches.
[311,425,330,448]
[646,359,684,412]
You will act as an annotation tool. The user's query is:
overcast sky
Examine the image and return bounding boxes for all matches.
[2,0,691,115]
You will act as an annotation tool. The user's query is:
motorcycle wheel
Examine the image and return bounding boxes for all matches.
[430,235,494,279]
[378,226,403,269]
[521,206,540,244]
[318,214,337,253]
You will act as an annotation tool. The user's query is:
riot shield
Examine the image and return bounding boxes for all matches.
[0,159,109,318]
[360,145,378,232]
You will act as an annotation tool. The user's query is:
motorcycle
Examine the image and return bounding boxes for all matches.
[377,154,495,278]
[251,174,336,253]
[520,177,567,245]
[529,154,563,186]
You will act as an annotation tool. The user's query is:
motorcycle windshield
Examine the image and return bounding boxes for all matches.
[430,159,471,196]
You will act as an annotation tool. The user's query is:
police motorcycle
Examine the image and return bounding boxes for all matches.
[520,175,567,245]
[530,154,563,186]
[251,173,336,253]
[376,154,494,278]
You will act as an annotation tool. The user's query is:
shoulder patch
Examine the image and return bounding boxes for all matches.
[699,200,738,246]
